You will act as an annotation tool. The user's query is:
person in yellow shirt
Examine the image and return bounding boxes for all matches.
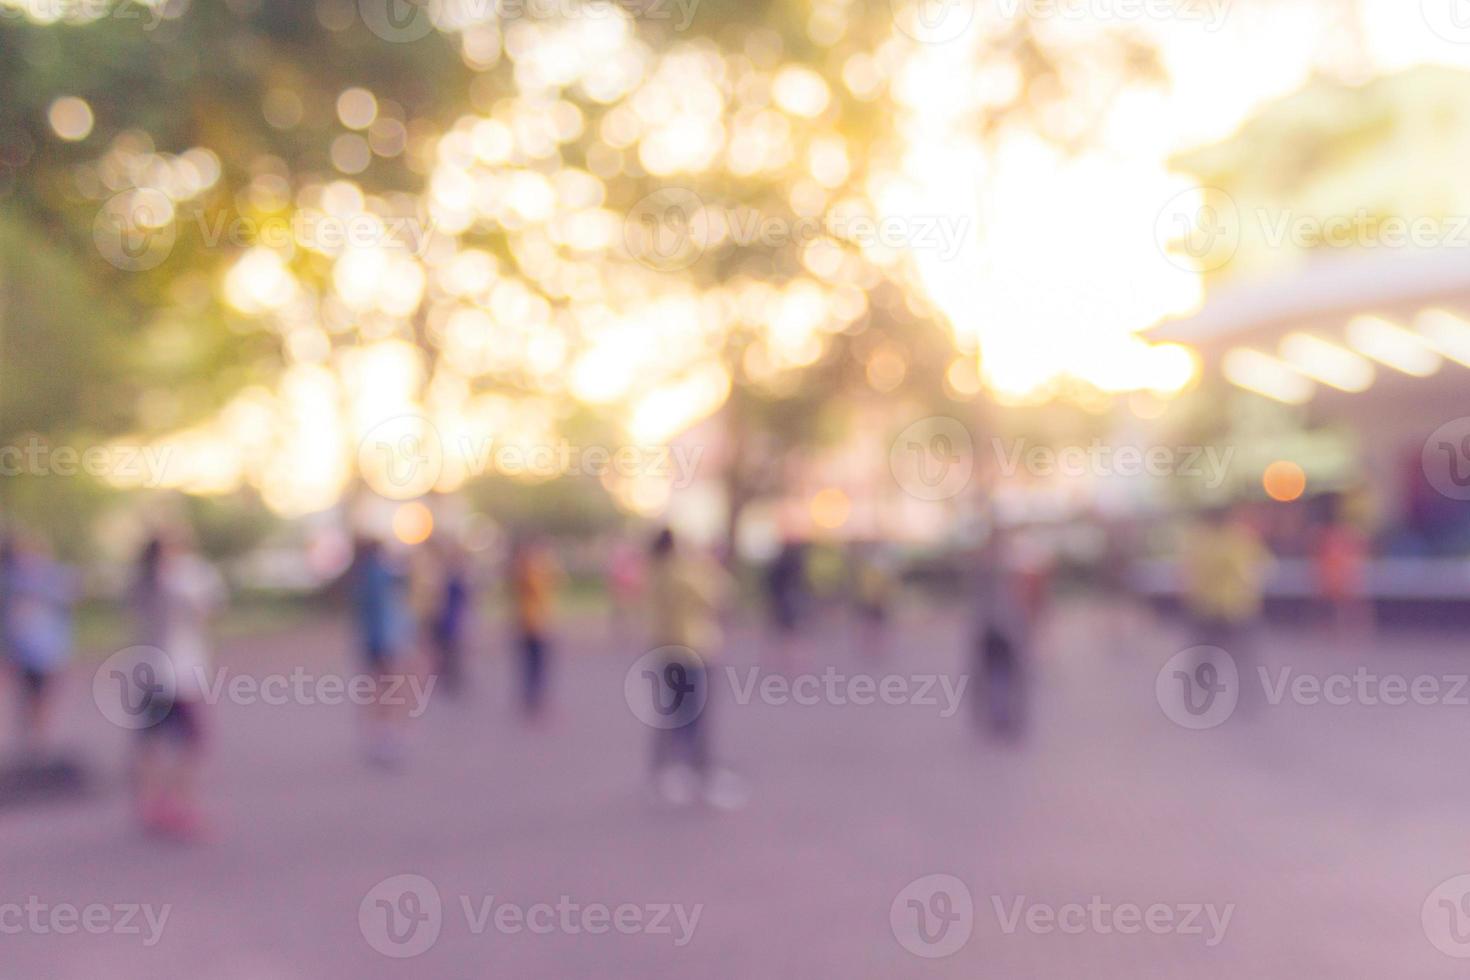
[643,527,739,807]
[1183,506,1273,633]
[509,535,561,722]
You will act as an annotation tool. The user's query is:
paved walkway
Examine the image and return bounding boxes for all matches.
[5,600,1470,977]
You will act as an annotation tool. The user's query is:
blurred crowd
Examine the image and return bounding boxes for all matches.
[0,485,1379,837]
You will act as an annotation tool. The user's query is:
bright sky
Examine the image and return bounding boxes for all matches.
[897,0,1470,401]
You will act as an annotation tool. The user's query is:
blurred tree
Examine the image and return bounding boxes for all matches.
[0,0,1171,545]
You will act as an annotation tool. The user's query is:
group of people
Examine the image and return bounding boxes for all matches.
[341,531,558,765]
[345,524,744,807]
[0,494,1375,832]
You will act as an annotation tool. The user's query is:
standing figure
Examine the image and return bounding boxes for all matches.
[131,527,226,838]
[2,532,77,760]
[429,536,471,697]
[350,536,414,765]
[764,539,806,669]
[1182,505,1273,715]
[970,525,1032,740]
[645,527,740,808]
[509,535,561,723]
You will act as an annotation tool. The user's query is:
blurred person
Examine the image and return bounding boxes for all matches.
[349,535,414,765]
[509,535,562,723]
[970,524,1032,740]
[764,538,807,669]
[1,531,77,760]
[130,527,226,839]
[1313,493,1373,643]
[1182,505,1274,715]
[644,527,743,808]
[851,542,896,661]
[408,537,445,661]
[427,535,472,697]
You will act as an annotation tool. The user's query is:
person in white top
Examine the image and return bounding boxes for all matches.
[130,525,225,840]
